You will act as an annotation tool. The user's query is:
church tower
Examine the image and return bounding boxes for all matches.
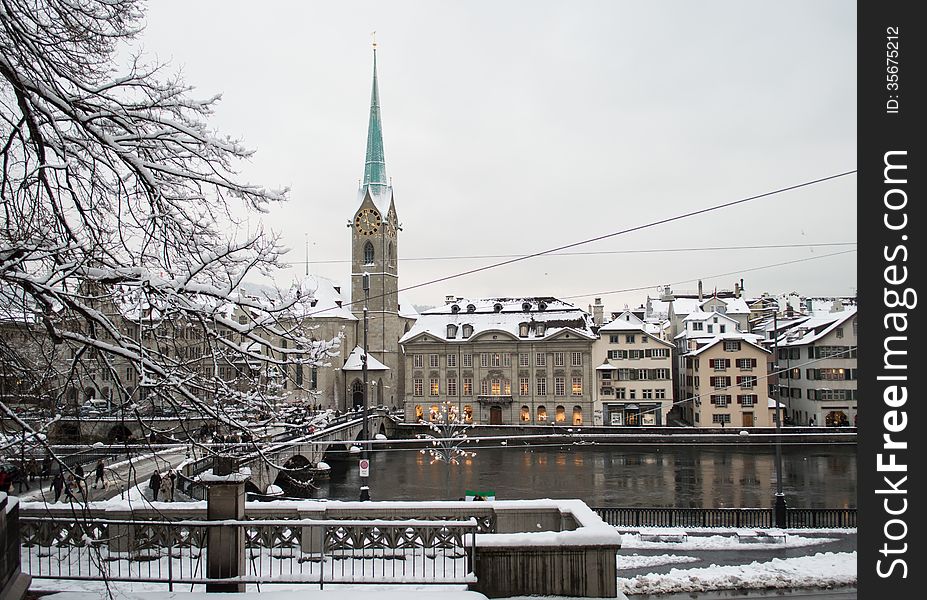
[349,45,403,406]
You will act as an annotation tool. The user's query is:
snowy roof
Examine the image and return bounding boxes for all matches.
[400,297,594,344]
[778,307,857,347]
[682,310,740,325]
[398,298,419,319]
[687,333,770,356]
[341,345,389,371]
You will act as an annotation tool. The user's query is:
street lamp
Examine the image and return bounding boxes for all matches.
[359,273,371,501]
[771,309,786,527]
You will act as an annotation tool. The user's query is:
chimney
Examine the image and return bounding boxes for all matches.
[660,285,675,302]
[734,281,740,298]
[831,299,844,313]
[592,297,604,326]
[740,278,744,297]
[698,280,703,301]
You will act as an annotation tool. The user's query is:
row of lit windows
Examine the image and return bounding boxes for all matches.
[413,351,584,369]
[412,376,583,397]
[521,405,583,425]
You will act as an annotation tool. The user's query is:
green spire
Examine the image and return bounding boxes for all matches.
[362,48,388,196]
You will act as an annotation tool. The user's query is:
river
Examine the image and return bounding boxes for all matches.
[291,442,856,508]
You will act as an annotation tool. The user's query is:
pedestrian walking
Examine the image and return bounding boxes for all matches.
[51,471,64,502]
[93,459,106,489]
[64,474,78,502]
[149,470,162,501]
[74,464,85,493]
[160,470,174,502]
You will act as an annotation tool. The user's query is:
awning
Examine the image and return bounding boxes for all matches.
[625,404,639,411]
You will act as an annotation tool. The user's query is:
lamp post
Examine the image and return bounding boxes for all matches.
[359,273,371,501]
[771,309,786,527]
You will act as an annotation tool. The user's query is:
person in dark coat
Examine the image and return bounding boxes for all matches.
[149,470,161,501]
[74,464,85,495]
[51,471,65,502]
[93,459,106,489]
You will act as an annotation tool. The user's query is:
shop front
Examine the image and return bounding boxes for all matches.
[603,402,662,426]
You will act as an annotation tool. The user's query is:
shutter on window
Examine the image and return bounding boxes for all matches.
[709,359,716,368]
[710,396,717,405]
[737,396,743,404]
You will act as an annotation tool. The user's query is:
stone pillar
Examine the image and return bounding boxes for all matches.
[203,459,248,592]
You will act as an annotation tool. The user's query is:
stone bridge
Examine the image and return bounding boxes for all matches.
[212,409,400,494]
[46,416,220,443]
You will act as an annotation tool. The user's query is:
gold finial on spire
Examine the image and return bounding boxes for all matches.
[371,31,377,49]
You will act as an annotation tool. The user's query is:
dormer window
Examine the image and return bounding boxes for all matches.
[466,304,476,313]
[519,323,529,337]
[462,324,473,338]
[535,323,546,337]
[451,304,460,314]
[493,303,503,312]
[538,302,547,311]
[447,324,458,339]
[522,302,532,312]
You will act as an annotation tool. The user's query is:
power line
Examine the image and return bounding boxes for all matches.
[303,169,856,317]
[297,242,857,265]
[561,248,858,300]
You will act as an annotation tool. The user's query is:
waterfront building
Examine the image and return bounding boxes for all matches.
[773,305,858,426]
[591,311,675,426]
[399,297,596,425]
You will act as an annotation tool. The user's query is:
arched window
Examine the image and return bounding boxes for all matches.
[364,241,374,265]
[415,405,424,422]
[520,405,530,422]
[537,405,548,423]
[573,405,583,425]
[519,323,529,337]
[388,242,394,263]
[430,404,440,421]
[447,324,458,339]
[463,404,473,423]
[462,325,473,338]
[555,405,566,423]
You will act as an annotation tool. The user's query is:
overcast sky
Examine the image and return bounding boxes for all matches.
[137,0,856,313]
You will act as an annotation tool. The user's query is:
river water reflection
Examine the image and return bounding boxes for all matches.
[306,443,856,508]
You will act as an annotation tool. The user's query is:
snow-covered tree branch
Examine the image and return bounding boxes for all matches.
[0,0,338,459]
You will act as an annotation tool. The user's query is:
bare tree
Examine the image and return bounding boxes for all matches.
[417,401,476,499]
[0,0,337,476]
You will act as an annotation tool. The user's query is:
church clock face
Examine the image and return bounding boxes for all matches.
[355,208,381,235]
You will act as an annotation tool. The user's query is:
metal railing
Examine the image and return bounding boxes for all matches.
[20,515,476,589]
[593,506,857,529]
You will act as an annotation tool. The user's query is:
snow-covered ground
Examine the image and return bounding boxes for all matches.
[618,531,835,550]
[618,551,857,595]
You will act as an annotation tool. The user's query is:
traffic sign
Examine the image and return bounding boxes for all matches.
[359,458,370,477]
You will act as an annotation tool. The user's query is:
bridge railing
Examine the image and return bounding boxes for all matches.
[593,506,857,529]
[20,515,476,588]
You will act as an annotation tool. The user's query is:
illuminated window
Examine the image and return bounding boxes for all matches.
[463,404,473,423]
[430,404,440,421]
[491,379,501,396]
[430,378,439,396]
[519,377,529,395]
[571,377,583,396]
[415,405,424,421]
[572,405,583,425]
[463,378,473,395]
[520,405,530,422]
[555,405,566,422]
[537,405,548,423]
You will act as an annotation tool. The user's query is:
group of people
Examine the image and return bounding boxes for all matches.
[48,459,107,502]
[149,468,177,502]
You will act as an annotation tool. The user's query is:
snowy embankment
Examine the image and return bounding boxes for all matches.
[618,531,835,550]
[618,551,857,595]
